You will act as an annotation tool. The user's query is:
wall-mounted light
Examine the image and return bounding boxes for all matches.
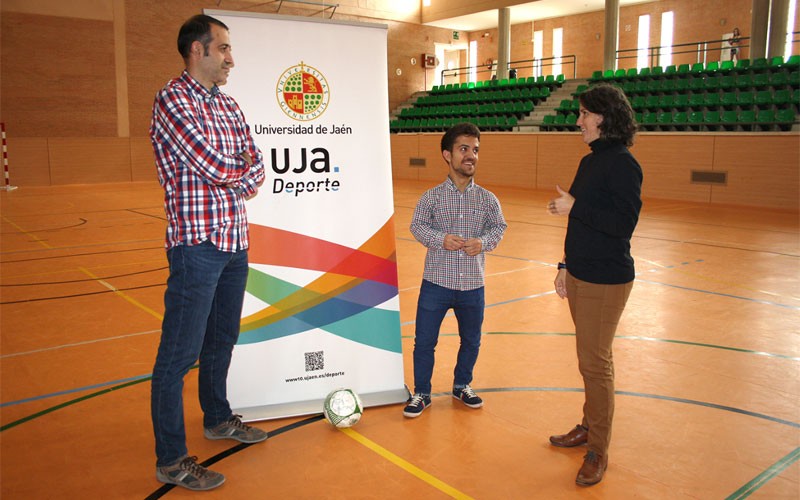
[483,32,490,38]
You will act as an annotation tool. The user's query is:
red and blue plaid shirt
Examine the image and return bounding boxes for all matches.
[151,70,265,252]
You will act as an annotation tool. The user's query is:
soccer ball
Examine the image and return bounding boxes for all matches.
[323,388,363,428]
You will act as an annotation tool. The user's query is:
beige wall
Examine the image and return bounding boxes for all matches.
[391,133,800,211]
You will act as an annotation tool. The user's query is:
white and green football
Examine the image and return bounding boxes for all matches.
[323,388,363,428]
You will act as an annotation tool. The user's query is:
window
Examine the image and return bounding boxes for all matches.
[660,12,673,68]
[553,27,563,76]
[533,30,543,77]
[786,0,797,60]
[637,15,650,69]
[469,40,477,82]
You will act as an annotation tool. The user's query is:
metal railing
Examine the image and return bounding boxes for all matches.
[439,54,577,84]
[617,31,799,68]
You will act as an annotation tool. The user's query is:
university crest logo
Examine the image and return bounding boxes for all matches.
[277,62,330,121]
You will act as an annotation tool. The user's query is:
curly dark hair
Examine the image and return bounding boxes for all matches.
[579,84,637,147]
[441,122,481,152]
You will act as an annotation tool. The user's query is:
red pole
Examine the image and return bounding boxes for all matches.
[0,123,17,191]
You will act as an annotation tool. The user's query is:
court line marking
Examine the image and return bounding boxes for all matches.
[5,381,794,499]
[1,215,53,249]
[726,447,800,500]
[340,427,475,500]
[78,267,164,320]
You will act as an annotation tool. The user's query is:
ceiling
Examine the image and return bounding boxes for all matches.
[424,0,655,32]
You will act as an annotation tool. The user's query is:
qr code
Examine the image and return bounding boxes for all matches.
[305,351,324,372]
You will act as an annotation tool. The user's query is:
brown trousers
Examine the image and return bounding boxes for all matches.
[565,272,633,456]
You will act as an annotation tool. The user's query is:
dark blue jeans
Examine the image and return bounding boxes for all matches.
[412,280,485,395]
[151,241,249,467]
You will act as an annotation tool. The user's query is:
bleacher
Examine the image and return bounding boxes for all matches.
[390,74,565,132]
[542,55,800,132]
[390,55,799,134]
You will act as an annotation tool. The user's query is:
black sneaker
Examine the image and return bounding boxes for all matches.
[403,393,431,418]
[453,386,483,408]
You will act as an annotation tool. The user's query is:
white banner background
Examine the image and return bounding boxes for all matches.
[208,10,407,420]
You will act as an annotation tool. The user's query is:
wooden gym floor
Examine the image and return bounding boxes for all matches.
[1,179,798,499]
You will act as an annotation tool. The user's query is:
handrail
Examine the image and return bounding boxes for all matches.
[439,54,577,84]
[617,31,799,67]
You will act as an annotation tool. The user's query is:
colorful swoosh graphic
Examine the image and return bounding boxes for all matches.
[238,218,402,353]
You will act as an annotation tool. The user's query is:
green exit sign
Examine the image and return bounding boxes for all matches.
[452,31,460,40]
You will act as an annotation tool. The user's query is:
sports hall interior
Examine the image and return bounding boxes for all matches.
[1,0,798,498]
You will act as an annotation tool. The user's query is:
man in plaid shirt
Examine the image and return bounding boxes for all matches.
[149,14,266,491]
[403,122,507,418]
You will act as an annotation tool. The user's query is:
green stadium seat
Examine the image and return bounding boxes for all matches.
[631,95,646,110]
[689,78,705,91]
[721,110,739,130]
[775,109,797,123]
[733,58,751,72]
[704,75,721,91]
[769,56,784,70]
[589,70,603,82]
[739,109,756,126]
[769,72,788,88]
[674,79,690,92]
[650,66,664,79]
[784,54,800,69]
[638,67,651,79]
[773,89,792,108]
[756,109,776,129]
[719,60,735,73]
[690,62,705,75]
[721,91,738,109]
[689,93,705,110]
[641,112,658,130]
[754,90,773,109]
[673,111,688,128]
[705,61,720,74]
[719,75,736,89]
[737,91,755,107]
[704,110,721,130]
[664,65,677,77]
[704,93,721,108]
[735,73,753,89]
[688,111,704,129]
[673,94,690,110]
[645,95,660,110]
[625,68,638,81]
[659,94,675,111]
[565,113,578,128]
[752,73,770,89]
[750,57,769,73]
[677,63,691,75]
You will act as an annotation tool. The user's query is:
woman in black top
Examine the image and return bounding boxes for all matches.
[546,84,643,486]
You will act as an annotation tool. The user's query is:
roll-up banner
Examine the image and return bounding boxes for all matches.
[207,10,408,421]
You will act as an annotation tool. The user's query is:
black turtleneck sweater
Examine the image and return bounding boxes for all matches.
[565,138,643,284]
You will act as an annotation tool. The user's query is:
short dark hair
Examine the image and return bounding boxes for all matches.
[441,122,481,152]
[177,14,229,59]
[579,84,637,146]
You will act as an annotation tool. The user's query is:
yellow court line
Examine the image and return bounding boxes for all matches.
[339,427,475,500]
[1,215,53,249]
[78,267,163,321]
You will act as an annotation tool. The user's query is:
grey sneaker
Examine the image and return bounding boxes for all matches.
[453,385,483,408]
[156,455,225,491]
[204,414,269,443]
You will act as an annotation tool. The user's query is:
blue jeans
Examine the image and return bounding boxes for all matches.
[412,280,485,395]
[151,241,249,467]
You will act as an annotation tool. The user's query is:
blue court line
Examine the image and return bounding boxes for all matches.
[0,373,152,408]
[634,277,800,310]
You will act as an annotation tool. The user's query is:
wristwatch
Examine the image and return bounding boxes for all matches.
[557,262,567,270]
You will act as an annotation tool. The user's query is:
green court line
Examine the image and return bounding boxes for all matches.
[725,447,800,499]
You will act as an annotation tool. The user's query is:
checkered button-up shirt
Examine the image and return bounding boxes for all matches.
[151,70,265,252]
[410,177,507,291]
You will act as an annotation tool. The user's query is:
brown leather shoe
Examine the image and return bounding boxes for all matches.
[549,424,588,447]
[576,451,608,486]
